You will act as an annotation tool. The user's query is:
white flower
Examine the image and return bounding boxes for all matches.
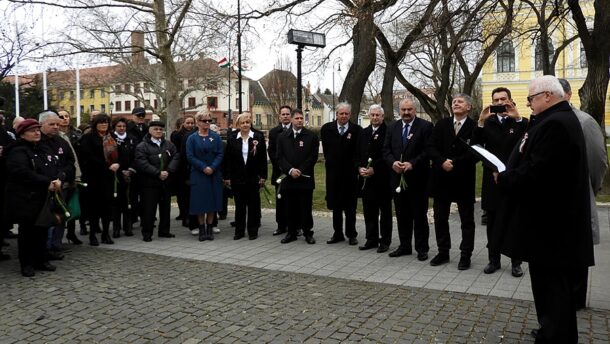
[113,192,118,197]
[276,178,283,184]
[395,186,401,193]
[65,211,71,218]
[368,158,372,163]
[277,194,282,199]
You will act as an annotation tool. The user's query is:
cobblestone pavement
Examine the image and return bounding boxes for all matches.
[1,243,610,343]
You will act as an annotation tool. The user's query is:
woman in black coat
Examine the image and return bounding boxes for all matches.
[79,114,119,246]
[5,119,62,277]
[111,117,137,238]
[223,113,267,240]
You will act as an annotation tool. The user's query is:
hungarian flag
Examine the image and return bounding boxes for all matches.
[218,57,230,68]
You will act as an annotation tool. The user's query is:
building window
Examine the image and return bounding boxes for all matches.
[70,91,75,100]
[80,105,84,114]
[80,90,84,99]
[188,97,196,108]
[101,104,106,112]
[266,114,273,126]
[580,43,587,68]
[255,114,261,126]
[134,100,141,109]
[59,91,65,100]
[496,40,515,73]
[89,105,95,113]
[100,89,105,97]
[535,39,554,71]
[207,96,218,109]
[317,116,321,126]
[124,100,131,111]
[154,99,159,109]
[89,89,95,98]
[134,83,141,94]
[115,102,122,111]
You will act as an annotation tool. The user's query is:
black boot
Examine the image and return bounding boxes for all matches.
[101,228,114,244]
[198,224,207,242]
[89,232,99,246]
[207,224,214,241]
[66,227,82,245]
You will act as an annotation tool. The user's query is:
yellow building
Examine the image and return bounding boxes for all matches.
[481,1,610,129]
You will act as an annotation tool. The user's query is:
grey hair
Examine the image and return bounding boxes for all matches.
[38,110,59,123]
[453,93,474,107]
[368,104,384,115]
[530,75,565,98]
[336,102,351,113]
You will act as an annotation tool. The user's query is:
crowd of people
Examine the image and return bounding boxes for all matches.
[0,75,605,343]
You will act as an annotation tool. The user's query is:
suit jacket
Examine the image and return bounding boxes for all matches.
[127,121,149,144]
[223,130,268,185]
[471,115,528,210]
[320,120,362,208]
[277,128,319,190]
[382,117,433,192]
[268,123,291,185]
[427,116,477,202]
[358,122,391,199]
[498,101,593,268]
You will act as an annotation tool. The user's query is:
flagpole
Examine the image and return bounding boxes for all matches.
[228,35,232,128]
[76,65,81,127]
[237,0,243,114]
[14,72,20,118]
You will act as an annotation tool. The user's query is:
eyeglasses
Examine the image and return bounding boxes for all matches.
[526,91,547,103]
[58,116,68,119]
[198,119,212,123]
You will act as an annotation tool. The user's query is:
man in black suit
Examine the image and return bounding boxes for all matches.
[357,105,392,253]
[427,93,477,270]
[496,75,593,343]
[321,102,362,246]
[267,105,292,236]
[276,109,318,244]
[472,87,527,277]
[127,106,148,224]
[382,99,433,260]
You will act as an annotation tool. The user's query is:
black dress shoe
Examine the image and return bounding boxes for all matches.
[304,235,316,244]
[273,228,287,236]
[230,221,236,227]
[417,252,429,261]
[430,253,449,266]
[234,234,245,240]
[377,244,389,253]
[34,262,56,271]
[358,242,378,250]
[296,229,303,237]
[281,234,297,244]
[457,256,471,270]
[348,238,358,246]
[511,264,524,277]
[248,234,258,240]
[101,235,114,245]
[21,266,35,277]
[530,328,540,339]
[175,215,183,221]
[158,233,175,238]
[389,248,412,257]
[89,235,99,246]
[66,233,83,245]
[484,262,501,274]
[46,251,64,261]
[326,236,345,244]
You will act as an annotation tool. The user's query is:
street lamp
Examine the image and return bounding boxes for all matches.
[109,101,114,115]
[287,29,326,110]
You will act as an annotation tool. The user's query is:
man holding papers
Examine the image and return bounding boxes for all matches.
[472,87,527,277]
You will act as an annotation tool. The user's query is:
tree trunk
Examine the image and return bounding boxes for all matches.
[339,17,377,122]
[380,56,397,123]
[578,51,609,127]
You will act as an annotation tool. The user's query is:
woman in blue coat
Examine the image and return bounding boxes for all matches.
[186,113,224,241]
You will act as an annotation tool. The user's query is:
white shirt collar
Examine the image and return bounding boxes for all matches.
[292,128,301,136]
[151,137,162,146]
[337,122,349,130]
[235,130,254,139]
[453,117,466,126]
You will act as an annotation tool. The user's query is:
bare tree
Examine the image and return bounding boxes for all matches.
[568,0,610,128]
[0,5,43,78]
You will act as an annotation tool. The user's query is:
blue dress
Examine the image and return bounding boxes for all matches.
[186,131,224,214]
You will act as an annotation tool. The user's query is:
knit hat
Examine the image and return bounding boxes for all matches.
[15,118,42,135]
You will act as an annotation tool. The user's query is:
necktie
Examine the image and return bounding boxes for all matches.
[402,124,410,147]
[339,125,345,135]
[454,121,461,135]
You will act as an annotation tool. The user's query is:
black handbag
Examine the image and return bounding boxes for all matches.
[34,193,61,227]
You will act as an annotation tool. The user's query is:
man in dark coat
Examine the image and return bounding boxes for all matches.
[383,99,433,260]
[321,102,362,246]
[276,109,318,244]
[358,105,393,253]
[471,87,527,277]
[134,121,179,242]
[267,105,292,236]
[427,93,477,270]
[127,107,148,224]
[496,75,593,343]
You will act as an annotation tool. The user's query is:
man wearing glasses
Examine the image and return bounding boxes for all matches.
[495,75,593,343]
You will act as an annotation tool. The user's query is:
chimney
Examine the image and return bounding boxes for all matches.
[131,31,148,65]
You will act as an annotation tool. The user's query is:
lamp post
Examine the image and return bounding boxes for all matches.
[109,101,114,115]
[287,29,326,110]
[332,63,341,121]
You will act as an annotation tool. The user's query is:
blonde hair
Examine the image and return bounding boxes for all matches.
[235,113,252,125]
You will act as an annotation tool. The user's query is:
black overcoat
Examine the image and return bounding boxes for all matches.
[358,122,391,199]
[471,115,528,210]
[320,121,362,209]
[497,101,593,268]
[426,116,477,203]
[268,124,290,186]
